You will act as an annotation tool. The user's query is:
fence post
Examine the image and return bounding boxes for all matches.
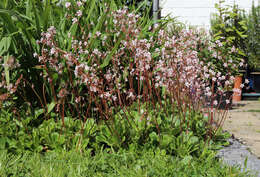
[153,0,159,21]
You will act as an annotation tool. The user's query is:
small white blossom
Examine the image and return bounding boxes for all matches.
[223,63,228,67]
[206,91,212,97]
[96,31,101,37]
[76,10,82,17]
[77,1,82,6]
[72,18,78,24]
[33,53,38,58]
[65,2,71,8]
[50,48,56,55]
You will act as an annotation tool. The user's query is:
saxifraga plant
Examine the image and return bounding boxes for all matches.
[35,2,244,139]
[0,0,67,108]
[1,0,246,153]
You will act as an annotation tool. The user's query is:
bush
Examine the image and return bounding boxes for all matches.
[210,1,260,71]
[210,0,247,75]
[245,4,260,70]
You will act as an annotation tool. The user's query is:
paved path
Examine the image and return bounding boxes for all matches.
[223,100,260,157]
[219,100,260,176]
[218,138,260,177]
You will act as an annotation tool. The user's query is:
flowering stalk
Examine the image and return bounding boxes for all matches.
[2,3,246,141]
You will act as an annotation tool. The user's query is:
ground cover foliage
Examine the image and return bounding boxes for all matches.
[0,0,253,176]
[0,149,250,177]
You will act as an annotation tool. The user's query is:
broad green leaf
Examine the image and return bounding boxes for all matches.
[149,131,159,142]
[237,49,246,56]
[100,36,123,68]
[0,137,6,149]
[47,102,56,114]
[225,28,233,32]
[4,55,10,85]
[0,39,5,56]
[227,36,235,42]
[85,0,97,23]
[88,11,107,48]
[161,134,172,147]
[0,37,11,55]
[67,23,78,49]
[123,67,129,80]
[35,108,45,118]
[189,136,199,144]
[4,36,11,52]
[14,119,23,128]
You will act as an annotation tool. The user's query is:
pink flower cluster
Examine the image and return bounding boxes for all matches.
[0,56,22,100]
[36,6,244,123]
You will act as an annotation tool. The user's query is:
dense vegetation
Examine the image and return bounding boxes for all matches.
[211,0,260,70]
[0,0,255,176]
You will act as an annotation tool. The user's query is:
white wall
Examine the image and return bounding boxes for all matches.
[161,0,259,29]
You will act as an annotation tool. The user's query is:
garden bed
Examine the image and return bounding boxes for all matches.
[0,1,258,176]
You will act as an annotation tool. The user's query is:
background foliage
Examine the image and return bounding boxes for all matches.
[211,0,260,70]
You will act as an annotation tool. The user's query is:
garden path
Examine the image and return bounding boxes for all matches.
[217,100,260,176]
[223,100,260,157]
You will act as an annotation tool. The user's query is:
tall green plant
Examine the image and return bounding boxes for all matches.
[0,0,156,108]
[0,0,66,107]
[210,0,247,73]
[245,4,260,69]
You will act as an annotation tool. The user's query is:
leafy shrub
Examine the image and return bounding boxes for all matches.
[211,0,260,71]
[210,0,247,75]
[245,4,260,69]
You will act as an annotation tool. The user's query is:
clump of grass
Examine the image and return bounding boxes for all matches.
[246,109,260,113]
[0,149,252,177]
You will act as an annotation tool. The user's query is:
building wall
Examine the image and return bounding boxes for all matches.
[161,0,259,29]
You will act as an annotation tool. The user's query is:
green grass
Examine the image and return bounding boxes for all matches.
[246,109,260,113]
[0,149,251,177]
